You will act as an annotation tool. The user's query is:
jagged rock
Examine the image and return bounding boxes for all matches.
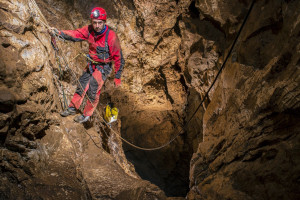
[0,89,15,113]
[1,0,299,199]
[188,0,300,199]
[0,0,170,198]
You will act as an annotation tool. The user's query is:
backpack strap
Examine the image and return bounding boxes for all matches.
[105,29,110,52]
[87,25,93,39]
[104,28,110,60]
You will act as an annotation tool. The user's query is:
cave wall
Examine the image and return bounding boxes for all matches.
[188,0,300,199]
[0,0,200,198]
[0,0,299,199]
[0,0,174,199]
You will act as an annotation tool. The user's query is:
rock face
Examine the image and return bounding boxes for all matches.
[187,0,300,199]
[0,0,299,199]
[0,0,168,199]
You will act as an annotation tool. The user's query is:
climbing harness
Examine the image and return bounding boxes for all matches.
[28,0,256,151]
[70,28,111,75]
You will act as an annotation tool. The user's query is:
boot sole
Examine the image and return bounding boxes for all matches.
[60,112,76,117]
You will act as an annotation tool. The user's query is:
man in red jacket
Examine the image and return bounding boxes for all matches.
[52,7,125,123]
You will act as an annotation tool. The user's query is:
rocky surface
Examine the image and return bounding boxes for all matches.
[0,0,170,199]
[0,0,299,199]
[187,0,300,199]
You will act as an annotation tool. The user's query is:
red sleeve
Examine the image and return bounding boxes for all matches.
[108,31,125,79]
[60,25,90,42]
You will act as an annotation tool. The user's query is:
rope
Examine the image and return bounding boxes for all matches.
[55,52,68,110]
[27,0,50,29]
[27,0,256,151]
[186,0,256,126]
[70,53,108,65]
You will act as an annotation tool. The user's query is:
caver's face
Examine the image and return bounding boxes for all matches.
[92,19,105,32]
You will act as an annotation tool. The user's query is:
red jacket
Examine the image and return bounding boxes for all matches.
[60,25,124,79]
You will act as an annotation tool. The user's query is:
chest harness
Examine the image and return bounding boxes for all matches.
[86,28,111,80]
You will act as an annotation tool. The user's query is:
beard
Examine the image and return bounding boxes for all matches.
[95,27,103,32]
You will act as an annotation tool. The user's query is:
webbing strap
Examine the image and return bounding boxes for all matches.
[105,29,110,52]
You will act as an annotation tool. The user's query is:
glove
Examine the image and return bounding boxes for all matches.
[114,78,121,87]
[48,27,59,36]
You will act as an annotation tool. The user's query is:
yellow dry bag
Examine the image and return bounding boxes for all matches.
[104,103,119,124]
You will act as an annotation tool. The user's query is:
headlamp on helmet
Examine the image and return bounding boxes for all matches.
[92,10,100,18]
[90,7,107,21]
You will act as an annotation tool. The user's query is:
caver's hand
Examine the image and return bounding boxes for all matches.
[114,78,121,88]
[48,27,59,36]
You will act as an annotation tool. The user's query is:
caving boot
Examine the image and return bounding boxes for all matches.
[60,107,76,117]
[74,114,90,123]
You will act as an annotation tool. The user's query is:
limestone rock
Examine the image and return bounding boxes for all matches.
[0,0,169,199]
[1,0,299,199]
[188,0,300,199]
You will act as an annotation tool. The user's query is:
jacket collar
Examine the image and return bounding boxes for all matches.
[94,25,108,38]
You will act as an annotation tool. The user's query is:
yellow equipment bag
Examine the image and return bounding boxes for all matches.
[104,103,119,124]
